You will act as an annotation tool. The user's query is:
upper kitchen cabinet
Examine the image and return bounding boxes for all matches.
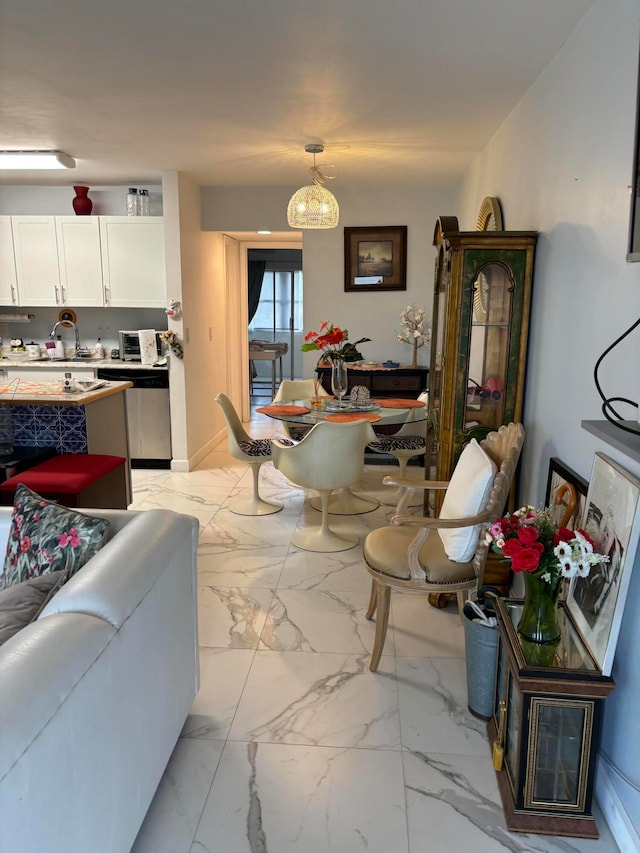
[0,217,19,306]
[55,217,104,306]
[12,215,104,307]
[99,217,166,307]
[11,216,61,306]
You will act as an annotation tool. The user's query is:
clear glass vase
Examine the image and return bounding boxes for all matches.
[331,357,348,407]
[517,571,562,645]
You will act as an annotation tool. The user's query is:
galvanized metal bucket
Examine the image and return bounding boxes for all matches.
[463,587,500,720]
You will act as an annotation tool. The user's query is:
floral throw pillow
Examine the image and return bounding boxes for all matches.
[0,484,111,590]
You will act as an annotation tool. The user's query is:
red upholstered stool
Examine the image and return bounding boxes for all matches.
[0,453,128,509]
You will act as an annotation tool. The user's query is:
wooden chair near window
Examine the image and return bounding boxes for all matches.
[362,422,524,671]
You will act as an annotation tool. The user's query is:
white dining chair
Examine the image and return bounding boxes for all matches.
[271,420,377,552]
[273,379,329,441]
[215,392,283,516]
[368,391,428,506]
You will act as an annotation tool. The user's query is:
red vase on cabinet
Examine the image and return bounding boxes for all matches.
[72,186,92,215]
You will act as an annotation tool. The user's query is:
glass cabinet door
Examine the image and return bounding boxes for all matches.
[526,698,593,811]
[464,262,513,430]
[429,247,447,419]
[504,672,521,793]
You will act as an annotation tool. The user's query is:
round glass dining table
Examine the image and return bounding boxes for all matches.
[257,399,428,514]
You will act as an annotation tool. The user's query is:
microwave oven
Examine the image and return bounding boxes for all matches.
[118,330,163,362]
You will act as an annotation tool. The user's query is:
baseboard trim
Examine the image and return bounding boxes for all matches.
[596,754,640,852]
[170,429,226,473]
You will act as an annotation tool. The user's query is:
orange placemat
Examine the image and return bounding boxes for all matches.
[324,412,382,423]
[256,405,311,415]
[373,398,426,408]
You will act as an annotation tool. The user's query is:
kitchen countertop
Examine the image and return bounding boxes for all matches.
[0,379,133,406]
[0,357,168,370]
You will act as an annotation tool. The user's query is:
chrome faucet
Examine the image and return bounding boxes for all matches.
[49,320,81,352]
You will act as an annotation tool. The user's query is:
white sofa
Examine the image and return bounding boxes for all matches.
[0,506,199,853]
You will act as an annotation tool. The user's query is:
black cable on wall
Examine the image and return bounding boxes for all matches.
[593,317,640,437]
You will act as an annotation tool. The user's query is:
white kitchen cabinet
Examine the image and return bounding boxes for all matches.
[11,216,61,306]
[0,217,19,306]
[100,217,166,307]
[55,217,104,307]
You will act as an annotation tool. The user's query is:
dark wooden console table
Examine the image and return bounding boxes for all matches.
[315,364,428,398]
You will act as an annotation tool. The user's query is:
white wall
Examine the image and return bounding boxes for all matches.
[0,185,163,216]
[459,1,640,846]
[300,185,456,377]
[200,183,457,379]
[164,173,228,470]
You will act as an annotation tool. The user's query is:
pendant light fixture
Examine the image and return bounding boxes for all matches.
[287,144,339,229]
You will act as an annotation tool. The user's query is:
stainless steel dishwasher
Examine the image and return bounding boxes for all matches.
[96,367,171,468]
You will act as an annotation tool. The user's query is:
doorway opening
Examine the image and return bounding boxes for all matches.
[248,248,303,402]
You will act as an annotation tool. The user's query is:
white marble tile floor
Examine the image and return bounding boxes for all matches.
[130,413,620,853]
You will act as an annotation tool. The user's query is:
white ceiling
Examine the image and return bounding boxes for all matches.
[0,0,594,188]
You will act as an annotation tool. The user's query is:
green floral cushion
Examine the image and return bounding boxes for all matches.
[0,484,111,590]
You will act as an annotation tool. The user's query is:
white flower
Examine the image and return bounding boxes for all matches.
[496,537,505,549]
[576,560,590,577]
[513,505,535,518]
[554,541,572,560]
[560,558,578,578]
[541,571,552,583]
[575,530,593,553]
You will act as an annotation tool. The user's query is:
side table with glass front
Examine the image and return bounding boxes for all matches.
[489,599,615,839]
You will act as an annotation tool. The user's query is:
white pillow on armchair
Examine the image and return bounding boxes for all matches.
[437,439,497,562]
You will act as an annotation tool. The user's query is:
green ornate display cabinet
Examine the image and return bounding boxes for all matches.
[428,216,538,501]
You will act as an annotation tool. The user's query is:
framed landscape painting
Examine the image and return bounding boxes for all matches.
[567,453,640,675]
[344,225,407,292]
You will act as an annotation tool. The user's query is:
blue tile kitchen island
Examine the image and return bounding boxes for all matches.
[0,379,133,505]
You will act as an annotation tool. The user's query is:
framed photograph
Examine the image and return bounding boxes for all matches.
[544,457,588,531]
[567,452,640,675]
[344,225,407,292]
[627,47,640,260]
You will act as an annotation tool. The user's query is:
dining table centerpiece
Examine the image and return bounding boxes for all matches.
[485,506,609,647]
[301,321,371,402]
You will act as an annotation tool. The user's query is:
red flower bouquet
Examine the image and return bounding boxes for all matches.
[301,321,370,364]
[486,506,608,590]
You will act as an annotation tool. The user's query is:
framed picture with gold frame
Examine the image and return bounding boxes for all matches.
[344,225,407,292]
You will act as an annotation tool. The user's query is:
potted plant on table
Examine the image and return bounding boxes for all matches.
[301,321,370,404]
